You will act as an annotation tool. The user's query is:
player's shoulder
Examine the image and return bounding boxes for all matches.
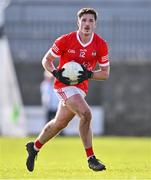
[94,33,108,45]
[64,31,76,42]
[57,31,76,40]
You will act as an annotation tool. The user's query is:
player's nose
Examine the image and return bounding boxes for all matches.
[85,21,90,25]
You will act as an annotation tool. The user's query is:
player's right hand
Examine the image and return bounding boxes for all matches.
[52,69,71,85]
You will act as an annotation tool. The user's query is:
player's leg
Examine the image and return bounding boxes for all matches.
[36,102,75,144]
[66,93,106,171]
[66,94,92,148]
[26,102,75,172]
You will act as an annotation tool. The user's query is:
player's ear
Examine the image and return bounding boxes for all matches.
[94,21,97,29]
[94,21,97,28]
[77,20,79,28]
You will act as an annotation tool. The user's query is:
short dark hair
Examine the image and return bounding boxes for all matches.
[77,7,98,21]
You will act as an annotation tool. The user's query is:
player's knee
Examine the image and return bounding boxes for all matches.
[79,109,92,123]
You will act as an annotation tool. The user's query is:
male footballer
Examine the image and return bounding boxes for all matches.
[26,7,110,172]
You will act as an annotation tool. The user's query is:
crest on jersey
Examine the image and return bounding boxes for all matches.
[92,51,97,56]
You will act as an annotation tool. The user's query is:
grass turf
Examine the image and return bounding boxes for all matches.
[0,136,150,179]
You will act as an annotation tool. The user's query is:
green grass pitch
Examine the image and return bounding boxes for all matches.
[0,136,150,179]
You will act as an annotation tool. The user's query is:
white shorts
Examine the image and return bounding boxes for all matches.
[54,86,86,104]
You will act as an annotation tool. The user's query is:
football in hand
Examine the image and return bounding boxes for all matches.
[62,61,83,85]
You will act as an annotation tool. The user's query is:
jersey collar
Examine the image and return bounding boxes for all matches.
[76,31,94,47]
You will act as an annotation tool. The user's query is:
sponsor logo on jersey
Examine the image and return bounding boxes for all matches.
[68,49,76,54]
[83,62,91,69]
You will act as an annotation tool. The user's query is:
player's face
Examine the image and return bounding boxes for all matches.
[77,14,96,36]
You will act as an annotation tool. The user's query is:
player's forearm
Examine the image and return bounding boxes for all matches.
[42,54,56,73]
[91,67,110,80]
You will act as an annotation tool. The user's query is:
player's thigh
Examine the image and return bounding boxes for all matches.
[65,94,91,118]
[55,101,75,124]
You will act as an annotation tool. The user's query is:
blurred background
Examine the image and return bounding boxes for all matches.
[0,0,151,137]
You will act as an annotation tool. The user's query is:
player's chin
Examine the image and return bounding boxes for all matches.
[83,32,91,36]
[83,30,92,36]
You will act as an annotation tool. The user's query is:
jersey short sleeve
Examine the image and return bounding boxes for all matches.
[49,34,67,58]
[98,39,110,67]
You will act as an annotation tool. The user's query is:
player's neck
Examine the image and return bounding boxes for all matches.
[78,31,93,44]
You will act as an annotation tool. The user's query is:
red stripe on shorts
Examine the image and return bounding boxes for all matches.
[58,88,67,101]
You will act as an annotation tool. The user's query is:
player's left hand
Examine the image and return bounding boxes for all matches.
[78,65,93,83]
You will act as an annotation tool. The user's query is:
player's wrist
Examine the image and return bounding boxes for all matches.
[51,69,57,77]
[88,71,93,79]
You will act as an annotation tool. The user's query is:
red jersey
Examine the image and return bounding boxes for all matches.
[50,31,109,94]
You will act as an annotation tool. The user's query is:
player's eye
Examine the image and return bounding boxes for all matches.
[82,18,86,22]
[89,19,94,22]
